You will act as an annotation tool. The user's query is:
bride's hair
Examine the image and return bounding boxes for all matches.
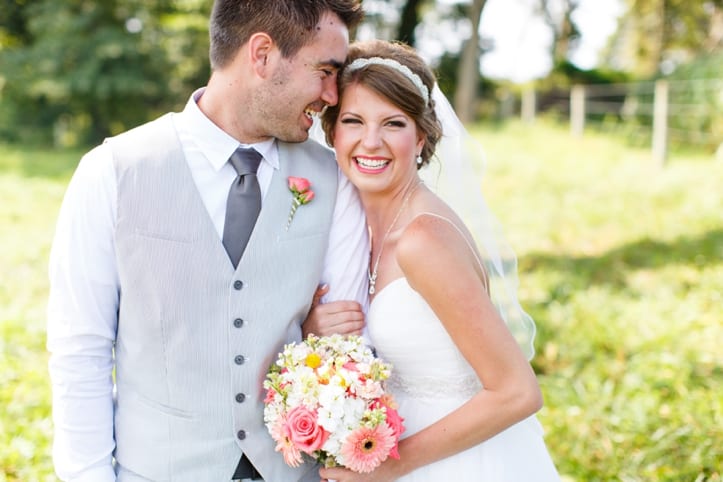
[321,40,442,168]
[316,40,538,360]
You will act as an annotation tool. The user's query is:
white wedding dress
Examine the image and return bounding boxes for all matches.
[368,277,560,481]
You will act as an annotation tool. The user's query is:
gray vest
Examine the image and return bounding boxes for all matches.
[108,114,337,481]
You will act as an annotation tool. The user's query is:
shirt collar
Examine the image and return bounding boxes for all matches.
[179,87,279,171]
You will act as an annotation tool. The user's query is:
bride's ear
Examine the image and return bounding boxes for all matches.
[248,32,275,78]
[416,135,425,155]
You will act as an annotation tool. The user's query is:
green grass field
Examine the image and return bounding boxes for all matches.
[1,121,721,481]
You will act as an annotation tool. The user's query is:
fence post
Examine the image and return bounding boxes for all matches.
[521,89,536,124]
[500,90,515,120]
[652,80,669,166]
[570,85,585,137]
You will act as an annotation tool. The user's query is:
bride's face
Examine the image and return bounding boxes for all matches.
[333,83,424,196]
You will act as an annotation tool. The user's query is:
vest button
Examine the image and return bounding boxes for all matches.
[235,393,246,403]
[233,280,243,290]
[234,355,246,365]
[233,318,244,328]
[237,430,246,440]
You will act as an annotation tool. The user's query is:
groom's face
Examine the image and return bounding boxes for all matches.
[255,12,349,143]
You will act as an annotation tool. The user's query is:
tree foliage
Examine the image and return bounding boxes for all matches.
[0,0,210,146]
[605,0,723,76]
[1,0,720,146]
[535,0,582,66]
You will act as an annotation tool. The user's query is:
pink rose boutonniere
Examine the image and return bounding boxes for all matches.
[286,176,315,230]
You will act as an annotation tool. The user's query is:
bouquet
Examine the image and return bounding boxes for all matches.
[263,334,405,473]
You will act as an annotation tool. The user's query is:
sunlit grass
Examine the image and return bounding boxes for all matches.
[476,120,722,481]
[1,122,721,481]
[0,145,80,481]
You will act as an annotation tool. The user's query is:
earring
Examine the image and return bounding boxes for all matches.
[416,155,423,166]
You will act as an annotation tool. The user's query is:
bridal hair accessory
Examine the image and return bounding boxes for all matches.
[263,334,405,472]
[347,57,430,105]
[286,176,314,230]
[368,180,423,295]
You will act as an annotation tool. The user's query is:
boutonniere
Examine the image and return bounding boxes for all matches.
[286,176,315,230]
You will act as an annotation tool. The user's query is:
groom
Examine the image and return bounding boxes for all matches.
[46,1,366,481]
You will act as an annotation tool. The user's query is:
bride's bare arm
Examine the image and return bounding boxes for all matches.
[397,214,542,470]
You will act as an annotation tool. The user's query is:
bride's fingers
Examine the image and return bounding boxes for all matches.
[311,284,330,308]
[325,304,365,335]
[303,300,365,337]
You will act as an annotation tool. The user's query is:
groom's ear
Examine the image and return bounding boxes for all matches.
[247,32,275,78]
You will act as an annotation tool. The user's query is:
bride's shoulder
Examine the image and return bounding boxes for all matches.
[396,211,471,270]
[403,210,465,242]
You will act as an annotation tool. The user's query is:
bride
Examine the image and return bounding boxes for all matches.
[314,39,559,481]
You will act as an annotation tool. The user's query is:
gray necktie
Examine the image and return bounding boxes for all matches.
[222,147,262,268]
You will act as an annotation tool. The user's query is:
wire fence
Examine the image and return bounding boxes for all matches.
[519,78,723,165]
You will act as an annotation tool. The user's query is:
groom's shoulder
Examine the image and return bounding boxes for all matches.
[281,138,336,166]
[103,114,180,169]
[106,113,176,146]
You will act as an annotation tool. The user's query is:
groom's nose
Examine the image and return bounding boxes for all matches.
[320,75,339,107]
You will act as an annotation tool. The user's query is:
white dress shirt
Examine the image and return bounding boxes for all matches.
[47,89,369,481]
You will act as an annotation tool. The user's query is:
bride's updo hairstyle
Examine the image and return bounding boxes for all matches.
[321,40,442,169]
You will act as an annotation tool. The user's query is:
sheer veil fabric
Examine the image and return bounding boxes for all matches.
[422,85,536,359]
[311,85,536,360]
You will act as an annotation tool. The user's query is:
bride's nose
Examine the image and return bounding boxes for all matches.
[360,125,383,150]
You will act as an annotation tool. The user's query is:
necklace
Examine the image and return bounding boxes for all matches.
[368,181,422,295]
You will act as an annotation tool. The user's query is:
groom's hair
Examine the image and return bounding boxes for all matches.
[209,0,364,70]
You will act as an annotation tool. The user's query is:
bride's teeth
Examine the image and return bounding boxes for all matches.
[356,158,388,169]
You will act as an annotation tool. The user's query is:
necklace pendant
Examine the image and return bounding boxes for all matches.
[368,270,377,295]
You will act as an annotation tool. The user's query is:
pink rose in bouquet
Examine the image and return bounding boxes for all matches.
[286,405,329,453]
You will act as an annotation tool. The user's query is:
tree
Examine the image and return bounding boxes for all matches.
[0,0,33,47]
[0,0,210,145]
[397,0,424,46]
[604,0,723,76]
[535,0,582,67]
[454,0,487,123]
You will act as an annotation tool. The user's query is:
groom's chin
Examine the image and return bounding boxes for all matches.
[281,130,310,144]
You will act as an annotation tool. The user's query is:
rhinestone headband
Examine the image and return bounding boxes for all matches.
[346,57,430,105]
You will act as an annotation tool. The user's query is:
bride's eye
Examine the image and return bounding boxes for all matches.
[386,120,406,128]
[340,117,362,125]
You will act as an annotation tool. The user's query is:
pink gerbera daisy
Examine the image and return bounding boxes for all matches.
[271,419,303,467]
[340,423,396,473]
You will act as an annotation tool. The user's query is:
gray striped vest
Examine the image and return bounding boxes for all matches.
[107,114,337,481]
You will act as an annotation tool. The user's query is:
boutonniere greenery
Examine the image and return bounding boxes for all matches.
[286,176,315,230]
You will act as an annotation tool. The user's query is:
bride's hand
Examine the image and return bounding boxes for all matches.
[319,466,396,482]
[302,284,365,338]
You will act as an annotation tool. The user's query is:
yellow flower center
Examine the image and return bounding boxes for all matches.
[305,353,322,369]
